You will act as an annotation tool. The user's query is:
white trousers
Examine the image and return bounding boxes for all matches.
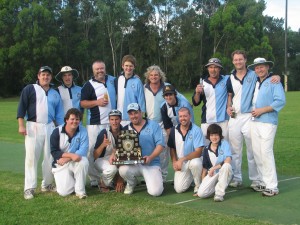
[251,122,278,191]
[174,157,203,193]
[160,128,169,182]
[24,121,55,191]
[52,157,89,196]
[197,163,233,198]
[201,121,228,145]
[94,157,118,186]
[229,113,260,183]
[87,124,108,183]
[119,164,164,196]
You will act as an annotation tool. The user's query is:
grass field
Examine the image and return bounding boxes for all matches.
[0,92,299,225]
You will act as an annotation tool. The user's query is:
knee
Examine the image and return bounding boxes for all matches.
[148,187,164,197]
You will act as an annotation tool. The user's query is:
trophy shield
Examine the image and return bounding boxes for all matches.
[112,130,144,165]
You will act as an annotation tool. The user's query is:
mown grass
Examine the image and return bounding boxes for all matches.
[0,92,299,224]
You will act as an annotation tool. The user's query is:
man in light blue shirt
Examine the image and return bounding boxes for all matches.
[249,57,285,197]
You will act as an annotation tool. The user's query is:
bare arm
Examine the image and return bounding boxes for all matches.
[18,118,26,136]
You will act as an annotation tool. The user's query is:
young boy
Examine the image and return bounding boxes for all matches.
[196,124,233,202]
[116,55,146,126]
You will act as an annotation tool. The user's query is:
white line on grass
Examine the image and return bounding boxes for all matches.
[278,177,300,182]
[174,190,237,205]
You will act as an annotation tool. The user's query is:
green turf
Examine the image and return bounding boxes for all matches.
[1,92,300,224]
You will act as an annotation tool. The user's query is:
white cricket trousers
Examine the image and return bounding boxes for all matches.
[94,157,118,186]
[24,121,55,191]
[197,163,233,198]
[86,124,108,183]
[174,158,203,193]
[52,157,89,196]
[201,121,228,145]
[229,113,260,183]
[251,122,278,191]
[160,128,169,182]
[119,164,164,196]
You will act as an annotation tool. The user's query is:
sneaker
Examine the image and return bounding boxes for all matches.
[229,181,242,188]
[124,183,136,195]
[76,193,87,199]
[214,195,224,202]
[252,185,266,192]
[24,189,35,200]
[250,182,259,189]
[262,189,279,197]
[41,184,56,192]
[90,180,99,187]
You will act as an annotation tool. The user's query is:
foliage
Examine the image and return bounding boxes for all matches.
[0,0,299,96]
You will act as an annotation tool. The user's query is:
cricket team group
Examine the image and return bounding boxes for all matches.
[17,50,286,202]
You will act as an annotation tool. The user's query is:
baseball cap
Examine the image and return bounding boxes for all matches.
[163,85,176,96]
[248,57,274,70]
[205,58,223,68]
[39,66,53,74]
[109,109,122,119]
[127,103,140,112]
[55,66,79,82]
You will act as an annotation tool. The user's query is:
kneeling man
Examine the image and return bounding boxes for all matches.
[118,103,165,196]
[50,108,89,199]
[168,107,205,194]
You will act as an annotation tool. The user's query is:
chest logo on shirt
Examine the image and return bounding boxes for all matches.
[110,80,114,85]
[77,93,81,98]
[247,77,252,83]
[145,127,151,134]
[76,138,80,143]
[219,150,224,155]
[131,83,136,89]
[188,134,193,140]
[220,82,225,87]
[264,82,269,88]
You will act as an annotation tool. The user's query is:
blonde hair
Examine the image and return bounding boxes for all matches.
[144,65,167,84]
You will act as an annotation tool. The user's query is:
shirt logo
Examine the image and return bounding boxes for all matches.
[76,138,80,143]
[219,150,224,155]
[110,80,114,85]
[145,127,151,134]
[264,82,269,87]
[188,134,193,140]
[131,83,136,89]
[77,93,81,98]
[247,77,252,83]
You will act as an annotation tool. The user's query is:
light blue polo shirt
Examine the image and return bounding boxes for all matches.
[168,122,205,157]
[252,74,286,125]
[126,119,164,167]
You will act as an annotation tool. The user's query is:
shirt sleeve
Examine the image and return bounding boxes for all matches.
[50,128,63,161]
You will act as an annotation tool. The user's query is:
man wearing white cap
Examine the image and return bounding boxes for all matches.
[17,66,64,199]
[192,58,229,144]
[56,66,82,115]
[117,103,165,196]
[248,57,285,197]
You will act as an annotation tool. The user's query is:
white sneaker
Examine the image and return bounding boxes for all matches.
[214,195,224,202]
[262,189,279,197]
[124,184,136,195]
[229,181,242,188]
[24,189,35,200]
[41,184,57,192]
[76,193,87,199]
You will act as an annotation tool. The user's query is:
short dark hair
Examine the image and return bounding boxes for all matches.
[178,107,190,115]
[64,108,82,122]
[231,50,247,60]
[206,124,223,140]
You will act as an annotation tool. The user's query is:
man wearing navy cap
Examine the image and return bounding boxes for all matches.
[17,66,64,199]
[118,103,165,196]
